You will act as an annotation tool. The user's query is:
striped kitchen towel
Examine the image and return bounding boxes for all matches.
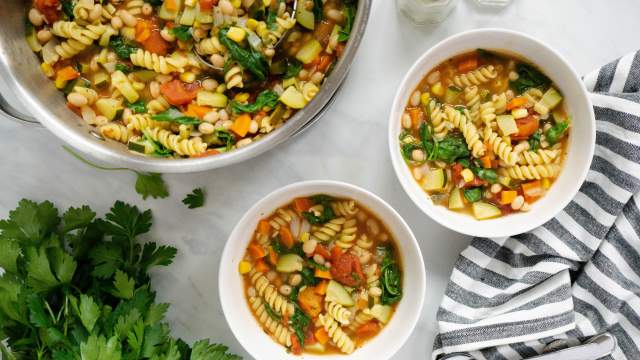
[432,51,640,360]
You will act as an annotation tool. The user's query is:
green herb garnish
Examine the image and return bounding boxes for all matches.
[216,129,236,151]
[301,195,335,225]
[464,187,482,202]
[529,129,542,151]
[109,36,138,60]
[231,90,279,114]
[115,63,132,73]
[509,63,551,94]
[379,246,402,305]
[262,300,282,321]
[126,99,147,114]
[182,188,206,209]
[218,28,268,81]
[289,307,310,344]
[151,107,201,125]
[284,60,303,79]
[171,25,192,41]
[545,121,569,145]
[338,5,356,42]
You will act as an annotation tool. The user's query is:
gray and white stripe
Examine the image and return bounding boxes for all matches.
[433,50,640,360]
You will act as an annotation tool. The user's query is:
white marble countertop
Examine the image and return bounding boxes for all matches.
[1,0,639,358]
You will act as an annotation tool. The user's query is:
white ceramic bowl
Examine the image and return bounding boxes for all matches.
[219,180,426,360]
[388,28,595,238]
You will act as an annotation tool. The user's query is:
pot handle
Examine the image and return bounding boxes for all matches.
[0,91,40,126]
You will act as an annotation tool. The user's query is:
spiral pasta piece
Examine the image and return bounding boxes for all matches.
[249,297,293,347]
[130,49,181,74]
[348,309,374,332]
[444,106,485,158]
[325,301,352,325]
[452,65,497,88]
[335,219,357,249]
[302,82,319,102]
[464,86,481,123]
[356,234,373,249]
[365,263,381,298]
[523,87,544,106]
[492,92,508,115]
[125,0,144,15]
[518,149,560,165]
[428,100,450,139]
[225,65,244,89]
[73,86,99,105]
[124,113,170,131]
[249,269,295,316]
[72,0,94,21]
[318,313,355,354]
[147,96,171,114]
[55,24,106,59]
[197,37,225,55]
[331,200,358,217]
[51,21,83,39]
[505,164,560,180]
[311,217,346,242]
[479,101,497,127]
[99,123,131,143]
[146,127,207,156]
[269,208,297,231]
[350,245,372,266]
[483,127,518,165]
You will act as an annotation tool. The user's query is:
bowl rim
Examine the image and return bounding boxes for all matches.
[387,27,596,238]
[0,0,371,173]
[218,180,426,359]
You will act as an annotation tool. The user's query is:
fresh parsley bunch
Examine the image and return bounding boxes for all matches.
[0,200,239,360]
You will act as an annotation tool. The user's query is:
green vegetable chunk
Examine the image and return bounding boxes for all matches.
[338,5,356,42]
[464,187,482,202]
[109,36,139,60]
[171,25,192,41]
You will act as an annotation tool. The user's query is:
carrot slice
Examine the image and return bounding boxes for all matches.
[248,243,266,259]
[258,219,271,235]
[268,246,278,265]
[314,245,331,259]
[408,107,422,128]
[314,280,328,295]
[356,321,380,338]
[314,328,330,345]
[57,66,80,81]
[290,334,302,355]
[480,155,493,169]
[280,227,294,249]
[293,198,313,214]
[522,180,543,202]
[166,0,178,11]
[230,113,251,137]
[500,190,518,205]
[186,104,212,119]
[314,268,332,279]
[506,97,528,110]
[254,259,269,273]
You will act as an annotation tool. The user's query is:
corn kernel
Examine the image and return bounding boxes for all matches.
[40,63,55,77]
[227,26,246,43]
[132,81,145,91]
[216,84,227,93]
[234,92,250,102]
[542,178,550,189]
[499,176,511,187]
[184,0,197,6]
[231,0,241,8]
[55,77,68,90]
[512,108,528,119]
[179,71,196,83]
[246,19,259,30]
[461,169,475,183]
[420,92,430,106]
[238,260,252,274]
[300,232,309,243]
[263,0,272,6]
[431,81,445,97]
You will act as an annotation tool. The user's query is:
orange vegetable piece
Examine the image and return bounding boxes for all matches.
[500,190,518,205]
[506,96,528,110]
[191,149,220,158]
[254,259,269,273]
[512,115,540,140]
[142,29,169,55]
[165,0,178,11]
[268,246,278,265]
[279,227,294,249]
[258,220,271,235]
[408,108,422,128]
[248,243,266,259]
[522,180,543,202]
[314,328,330,345]
[290,334,302,355]
[298,287,323,317]
[186,104,212,119]
[314,245,331,260]
[161,79,199,106]
[199,0,218,11]
[293,198,313,214]
[330,246,342,262]
[135,20,152,43]
[356,298,368,310]
[314,268,332,280]
[356,321,380,338]
[230,113,252,137]
[480,155,493,169]
[457,57,478,73]
[57,66,80,81]
[318,54,334,72]
[314,280,328,295]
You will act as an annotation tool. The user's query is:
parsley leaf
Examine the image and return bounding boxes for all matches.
[140,242,177,271]
[289,307,310,344]
[216,129,236,151]
[112,270,135,299]
[61,0,75,20]
[171,26,192,41]
[62,205,96,233]
[151,107,200,125]
[182,188,205,209]
[115,63,132,73]
[545,121,570,145]
[135,173,169,200]
[529,129,542,151]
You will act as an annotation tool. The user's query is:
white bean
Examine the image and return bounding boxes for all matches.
[111,16,123,30]
[298,69,309,81]
[411,149,425,162]
[279,284,292,296]
[427,71,440,85]
[266,270,277,281]
[210,54,225,68]
[247,286,256,297]
[313,254,325,265]
[236,138,252,148]
[410,90,421,107]
[249,120,259,134]
[81,106,96,124]
[202,79,218,91]
[366,219,380,236]
[28,9,43,27]
[160,28,176,42]
[401,113,412,129]
[142,3,153,16]
[508,71,519,81]
[369,287,382,297]
[149,81,160,98]
[119,10,137,28]
[37,29,52,43]
[303,239,317,254]
[288,274,302,286]
[219,109,229,121]
[511,195,525,210]
[310,71,324,85]
[204,110,219,123]
[67,93,88,107]
[326,8,343,22]
[219,0,234,15]
[490,183,502,194]
[198,122,215,135]
[412,167,423,181]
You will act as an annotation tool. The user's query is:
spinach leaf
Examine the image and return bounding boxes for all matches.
[216,129,236,151]
[301,195,335,225]
[474,167,498,184]
[262,300,282,321]
[151,108,200,125]
[289,308,310,344]
[266,9,278,30]
[338,5,356,42]
[230,90,279,114]
[218,28,269,81]
[109,36,138,60]
[115,63,132,73]
[299,267,318,286]
[380,246,402,305]
[147,0,163,5]
[271,237,284,255]
[142,130,173,157]
[463,188,482,202]
[401,143,423,162]
[545,122,569,145]
[509,63,551,94]
[529,129,542,151]
[284,60,303,79]
[61,0,75,20]
[125,100,147,114]
[171,26,192,41]
[312,0,323,20]
[434,135,470,163]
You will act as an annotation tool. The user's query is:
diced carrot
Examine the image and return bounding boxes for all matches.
[254,259,269,273]
[199,0,218,11]
[480,155,493,169]
[230,113,252,137]
[457,57,478,73]
[186,103,212,119]
[314,245,331,259]
[304,328,317,345]
[506,97,528,111]
[142,29,169,55]
[500,190,518,205]
[258,219,271,235]
[356,321,380,338]
[408,107,422,128]
[318,54,334,72]
[56,66,80,81]
[512,115,540,140]
[356,298,368,310]
[330,246,342,262]
[314,280,328,295]
[483,139,494,158]
[293,198,313,214]
[315,268,332,279]
[522,180,543,202]
[280,227,294,249]
[166,0,178,11]
[191,149,219,158]
[161,79,198,106]
[290,334,302,355]
[314,328,330,345]
[248,243,266,259]
[268,246,278,265]
[135,20,152,43]
[298,287,323,317]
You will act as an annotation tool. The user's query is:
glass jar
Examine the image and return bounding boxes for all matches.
[397,0,458,25]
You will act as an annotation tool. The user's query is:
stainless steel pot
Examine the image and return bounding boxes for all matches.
[0,1,370,173]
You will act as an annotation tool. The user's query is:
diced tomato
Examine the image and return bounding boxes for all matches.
[293,198,313,214]
[35,0,60,23]
[142,29,169,55]
[318,54,334,72]
[355,321,380,338]
[512,115,539,140]
[191,149,220,158]
[330,253,364,287]
[160,79,199,105]
[330,246,342,262]
[304,327,317,345]
[457,57,478,73]
[451,163,463,185]
[199,0,218,11]
[314,245,331,260]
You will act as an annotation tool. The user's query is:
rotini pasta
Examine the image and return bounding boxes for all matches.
[452,65,497,88]
[311,217,346,242]
[99,123,131,143]
[124,113,170,132]
[504,164,560,180]
[325,301,352,325]
[464,86,481,124]
[269,208,297,231]
[483,127,518,165]
[492,92,508,115]
[427,100,451,139]
[319,313,356,354]
[224,65,244,89]
[444,106,485,158]
[518,149,560,165]
[331,200,358,217]
[249,269,295,317]
[348,309,374,332]
[335,219,357,249]
[146,127,207,156]
[55,24,106,59]
[129,49,181,74]
[124,0,144,16]
[249,297,293,347]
